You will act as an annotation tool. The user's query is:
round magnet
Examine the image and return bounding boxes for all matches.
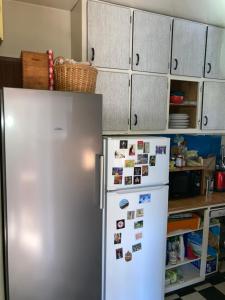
[119,199,129,209]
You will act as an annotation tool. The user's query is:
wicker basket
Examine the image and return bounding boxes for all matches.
[54,58,98,93]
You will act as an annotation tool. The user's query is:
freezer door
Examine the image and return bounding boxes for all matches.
[104,186,168,300]
[105,137,170,190]
[2,88,102,300]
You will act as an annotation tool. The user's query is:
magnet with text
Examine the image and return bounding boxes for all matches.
[134,176,141,185]
[137,141,144,150]
[125,176,132,185]
[119,199,129,209]
[125,160,135,168]
[117,219,125,230]
[120,140,128,149]
[149,155,156,166]
[132,243,142,252]
[125,251,132,262]
[139,193,151,204]
[142,165,148,176]
[144,142,150,153]
[112,167,123,176]
[127,211,135,220]
[129,144,136,156]
[114,175,122,185]
[114,233,122,245]
[134,220,143,229]
[134,167,141,176]
[116,248,123,259]
[136,208,144,218]
[135,232,143,240]
[156,145,166,154]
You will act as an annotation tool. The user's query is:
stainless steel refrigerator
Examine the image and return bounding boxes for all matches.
[0,88,103,300]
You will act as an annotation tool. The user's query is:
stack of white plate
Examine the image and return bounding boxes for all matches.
[169,113,190,129]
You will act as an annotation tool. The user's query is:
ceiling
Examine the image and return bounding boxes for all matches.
[12,0,78,10]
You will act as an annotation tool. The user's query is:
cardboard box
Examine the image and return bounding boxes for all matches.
[21,51,48,90]
[167,213,201,233]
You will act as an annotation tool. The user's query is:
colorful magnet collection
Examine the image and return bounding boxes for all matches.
[113,139,166,186]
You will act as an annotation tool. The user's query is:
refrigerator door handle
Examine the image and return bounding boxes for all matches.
[100,155,105,209]
[110,185,168,194]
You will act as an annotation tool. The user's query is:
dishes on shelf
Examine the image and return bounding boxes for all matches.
[169,113,190,129]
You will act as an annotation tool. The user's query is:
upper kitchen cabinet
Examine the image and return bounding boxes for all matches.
[95,71,129,132]
[132,11,172,74]
[87,1,131,69]
[205,26,225,80]
[202,81,225,130]
[131,74,168,131]
[171,19,206,77]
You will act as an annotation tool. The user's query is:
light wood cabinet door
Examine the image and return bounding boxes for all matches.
[202,81,225,130]
[205,26,225,80]
[171,19,206,77]
[131,74,168,131]
[95,71,129,131]
[87,1,131,69]
[132,11,172,74]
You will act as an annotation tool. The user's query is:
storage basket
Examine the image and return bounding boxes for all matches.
[54,58,98,93]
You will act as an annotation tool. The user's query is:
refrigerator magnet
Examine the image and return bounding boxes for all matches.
[114,150,126,159]
[134,220,143,229]
[127,211,135,220]
[136,208,144,218]
[116,219,125,230]
[139,194,151,204]
[119,199,129,209]
[156,145,167,154]
[142,165,148,176]
[114,175,122,185]
[149,156,156,166]
[125,176,132,185]
[137,154,148,164]
[134,176,141,185]
[124,160,135,168]
[135,232,143,240]
[129,144,136,156]
[114,233,122,245]
[134,167,141,176]
[132,243,142,252]
[112,167,123,176]
[125,251,132,262]
[120,140,128,149]
[144,142,150,153]
[137,141,144,150]
[116,248,123,259]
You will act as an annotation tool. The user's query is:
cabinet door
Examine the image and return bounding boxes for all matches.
[171,19,206,77]
[205,26,225,79]
[202,82,225,130]
[131,74,168,131]
[132,11,172,74]
[88,1,131,69]
[95,71,129,131]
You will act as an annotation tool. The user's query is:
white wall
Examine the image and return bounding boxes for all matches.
[107,0,225,27]
[0,0,71,58]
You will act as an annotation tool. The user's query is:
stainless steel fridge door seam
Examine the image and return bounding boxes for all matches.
[107,184,169,194]
[100,155,105,210]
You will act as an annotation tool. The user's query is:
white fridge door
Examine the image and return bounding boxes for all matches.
[104,185,168,300]
[105,137,170,191]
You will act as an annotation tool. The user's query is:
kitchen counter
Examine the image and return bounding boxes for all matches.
[168,192,225,214]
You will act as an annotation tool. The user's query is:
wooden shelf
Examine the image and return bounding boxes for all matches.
[166,257,201,270]
[170,166,204,172]
[167,227,203,238]
[170,101,197,107]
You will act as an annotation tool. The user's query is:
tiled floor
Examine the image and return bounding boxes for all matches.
[165,273,225,300]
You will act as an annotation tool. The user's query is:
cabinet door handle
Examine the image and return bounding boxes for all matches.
[134,114,138,126]
[174,58,178,70]
[203,115,208,126]
[207,63,211,74]
[136,53,140,66]
[91,48,95,61]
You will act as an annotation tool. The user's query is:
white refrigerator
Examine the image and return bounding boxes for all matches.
[102,136,170,300]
